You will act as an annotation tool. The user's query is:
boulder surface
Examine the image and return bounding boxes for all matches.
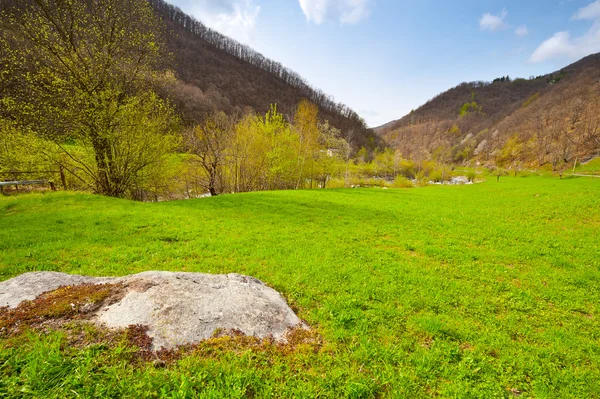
[0,271,305,349]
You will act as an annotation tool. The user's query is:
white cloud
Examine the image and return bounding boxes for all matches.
[530,0,600,63]
[572,0,600,20]
[530,32,574,62]
[298,0,328,24]
[515,25,529,37]
[479,9,508,31]
[182,0,260,44]
[359,109,379,117]
[298,0,371,24]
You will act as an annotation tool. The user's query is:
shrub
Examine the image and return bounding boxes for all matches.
[399,159,416,179]
[326,178,346,189]
[466,170,477,182]
[429,169,443,183]
[392,176,413,188]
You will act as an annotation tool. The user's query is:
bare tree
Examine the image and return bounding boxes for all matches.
[184,112,235,196]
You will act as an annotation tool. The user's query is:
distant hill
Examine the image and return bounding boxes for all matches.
[149,0,382,151]
[376,54,600,169]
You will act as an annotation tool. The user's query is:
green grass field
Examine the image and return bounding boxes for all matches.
[1,176,600,398]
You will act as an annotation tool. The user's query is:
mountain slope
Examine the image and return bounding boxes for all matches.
[376,54,600,168]
[149,0,382,151]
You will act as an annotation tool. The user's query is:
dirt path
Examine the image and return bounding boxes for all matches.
[566,174,600,178]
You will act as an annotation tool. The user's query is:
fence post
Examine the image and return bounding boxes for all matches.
[60,166,68,190]
[13,172,18,193]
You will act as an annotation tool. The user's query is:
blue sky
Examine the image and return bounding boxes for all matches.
[167,0,600,127]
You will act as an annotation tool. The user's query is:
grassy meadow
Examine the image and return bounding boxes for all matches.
[1,175,599,398]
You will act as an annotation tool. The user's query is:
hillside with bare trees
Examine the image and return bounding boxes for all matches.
[148,0,382,152]
[376,54,600,171]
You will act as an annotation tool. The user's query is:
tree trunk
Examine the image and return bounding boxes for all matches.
[92,136,119,196]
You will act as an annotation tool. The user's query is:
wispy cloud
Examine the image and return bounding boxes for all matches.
[572,0,600,20]
[515,25,529,37]
[530,0,600,62]
[479,9,508,31]
[359,109,379,117]
[184,0,261,44]
[298,0,372,24]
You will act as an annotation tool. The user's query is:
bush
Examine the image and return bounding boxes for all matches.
[347,177,389,188]
[326,178,346,189]
[398,159,416,179]
[392,176,413,188]
[466,170,477,182]
[429,169,443,183]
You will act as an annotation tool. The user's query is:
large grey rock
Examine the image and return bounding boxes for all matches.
[0,271,304,350]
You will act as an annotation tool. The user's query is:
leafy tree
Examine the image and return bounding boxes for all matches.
[293,99,320,188]
[490,166,508,182]
[356,147,368,164]
[497,134,524,176]
[229,105,305,192]
[0,118,54,180]
[398,158,417,179]
[448,124,461,135]
[228,112,271,193]
[263,105,300,189]
[315,121,349,188]
[1,0,178,197]
[372,148,396,180]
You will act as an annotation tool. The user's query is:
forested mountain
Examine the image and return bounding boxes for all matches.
[148,0,381,151]
[376,54,600,170]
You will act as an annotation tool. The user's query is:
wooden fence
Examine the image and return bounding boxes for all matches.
[0,168,67,194]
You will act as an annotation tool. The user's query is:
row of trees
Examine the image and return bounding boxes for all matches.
[183,101,351,196]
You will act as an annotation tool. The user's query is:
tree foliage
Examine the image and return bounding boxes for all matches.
[0,0,179,197]
[181,100,356,195]
[0,118,52,176]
